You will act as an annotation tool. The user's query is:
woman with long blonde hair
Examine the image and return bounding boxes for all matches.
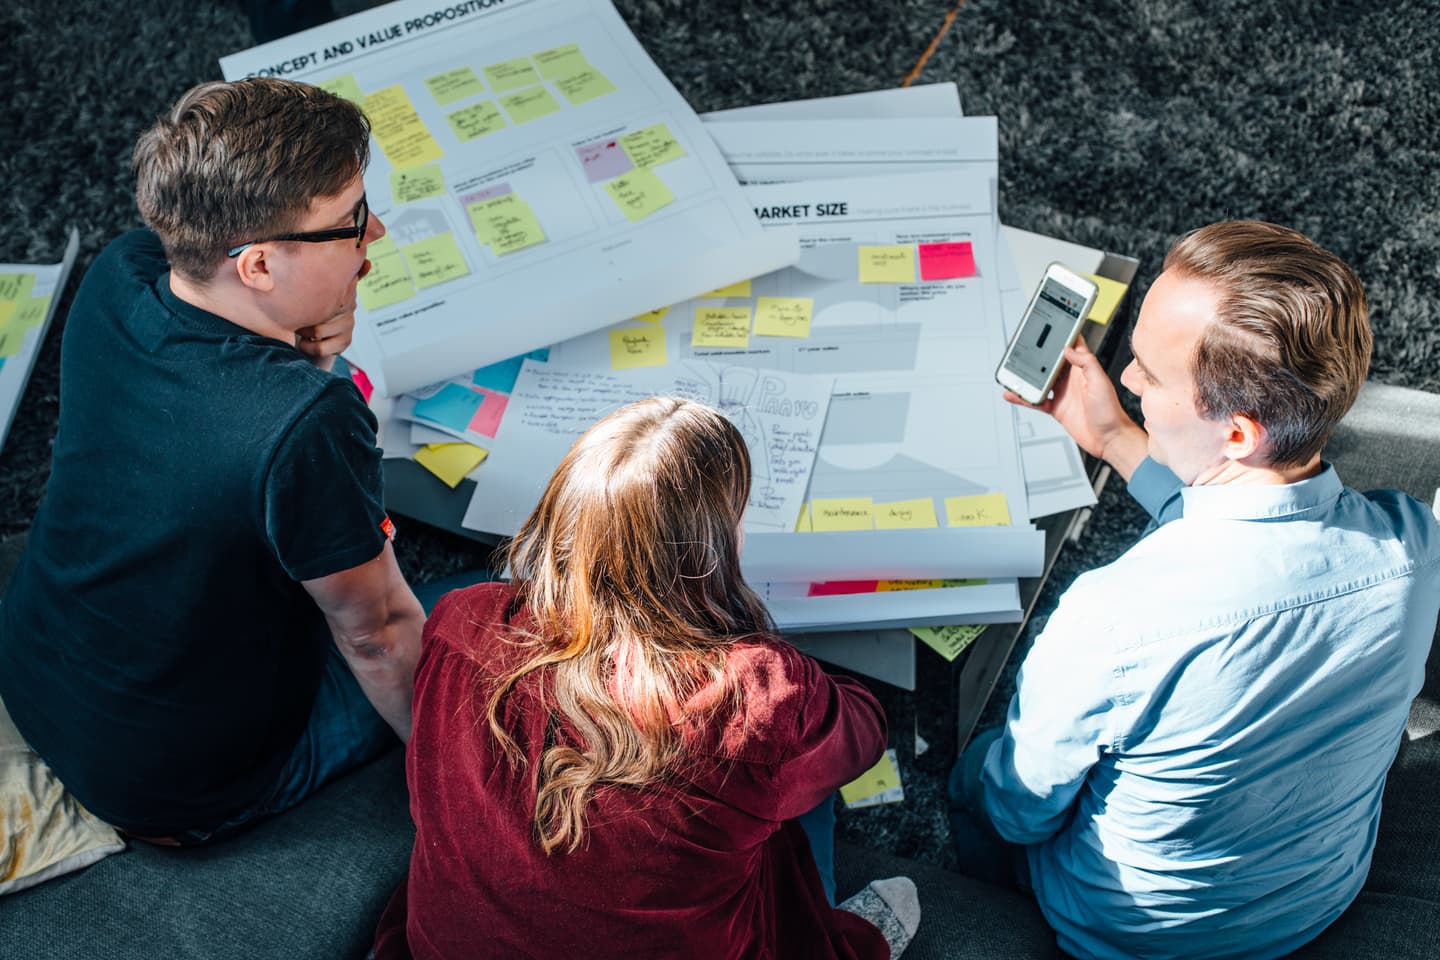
[374,397,918,959]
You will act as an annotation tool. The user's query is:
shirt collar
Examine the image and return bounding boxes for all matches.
[1178,463,1343,521]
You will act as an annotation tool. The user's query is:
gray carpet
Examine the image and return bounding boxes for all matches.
[2,0,1437,874]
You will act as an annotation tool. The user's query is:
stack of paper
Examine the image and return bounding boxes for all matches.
[0,230,78,457]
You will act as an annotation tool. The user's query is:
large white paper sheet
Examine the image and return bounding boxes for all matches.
[765,579,1021,633]
[703,82,963,123]
[0,229,79,455]
[220,0,796,397]
[462,359,833,537]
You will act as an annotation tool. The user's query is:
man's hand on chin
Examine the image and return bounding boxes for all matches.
[296,311,356,372]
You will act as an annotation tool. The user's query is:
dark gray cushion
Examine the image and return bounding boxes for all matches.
[1325,381,1440,506]
[0,748,413,960]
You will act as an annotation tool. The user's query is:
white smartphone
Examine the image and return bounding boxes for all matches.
[994,262,1099,405]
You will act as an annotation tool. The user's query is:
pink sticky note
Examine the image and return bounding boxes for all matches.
[918,242,977,281]
[807,580,880,598]
[575,139,634,184]
[466,387,509,438]
[459,182,514,207]
[348,363,374,403]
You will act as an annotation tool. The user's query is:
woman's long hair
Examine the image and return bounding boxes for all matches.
[485,397,775,855]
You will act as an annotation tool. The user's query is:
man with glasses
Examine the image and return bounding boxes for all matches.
[0,78,424,844]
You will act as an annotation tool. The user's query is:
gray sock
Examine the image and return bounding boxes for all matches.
[838,875,920,957]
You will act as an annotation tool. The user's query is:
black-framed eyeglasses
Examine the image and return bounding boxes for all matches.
[226,196,369,258]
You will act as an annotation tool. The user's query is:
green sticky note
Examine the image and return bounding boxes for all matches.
[944,493,1012,527]
[554,68,616,105]
[401,232,470,290]
[316,73,364,103]
[499,86,562,125]
[424,67,485,106]
[811,498,875,532]
[467,195,546,255]
[753,296,813,338]
[840,750,901,805]
[0,273,36,301]
[605,169,674,223]
[609,327,668,369]
[390,163,446,204]
[620,123,684,169]
[483,57,540,93]
[447,101,507,143]
[0,325,24,359]
[691,307,751,348]
[357,237,417,312]
[14,296,51,331]
[910,624,987,662]
[0,300,15,330]
[533,43,588,80]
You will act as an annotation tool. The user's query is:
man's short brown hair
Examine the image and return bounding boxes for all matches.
[1164,220,1372,467]
[132,78,371,281]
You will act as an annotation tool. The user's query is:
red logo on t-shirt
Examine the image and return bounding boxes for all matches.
[380,516,396,542]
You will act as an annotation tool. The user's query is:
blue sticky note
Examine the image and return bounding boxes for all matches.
[412,383,485,432]
[472,348,549,394]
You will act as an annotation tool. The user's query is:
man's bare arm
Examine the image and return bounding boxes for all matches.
[302,541,424,742]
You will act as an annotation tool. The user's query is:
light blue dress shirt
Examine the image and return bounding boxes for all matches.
[983,458,1440,960]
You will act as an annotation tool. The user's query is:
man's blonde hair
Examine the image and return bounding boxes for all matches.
[132,78,371,281]
[1164,220,1372,466]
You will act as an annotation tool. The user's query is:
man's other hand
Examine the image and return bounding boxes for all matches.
[295,311,356,371]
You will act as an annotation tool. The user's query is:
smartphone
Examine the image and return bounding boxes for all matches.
[994,262,1099,405]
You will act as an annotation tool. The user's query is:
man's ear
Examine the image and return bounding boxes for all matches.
[233,245,276,293]
[1223,412,1266,462]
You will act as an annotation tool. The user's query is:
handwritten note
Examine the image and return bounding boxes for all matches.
[482,57,539,92]
[0,274,35,301]
[944,493,1012,527]
[390,164,446,204]
[753,297,813,338]
[468,195,546,255]
[840,749,903,806]
[700,280,752,299]
[1083,272,1128,326]
[400,232,469,289]
[447,101,506,142]
[356,236,416,311]
[692,307,751,348]
[910,624,987,661]
[605,169,674,222]
[620,123,684,169]
[413,383,485,432]
[414,443,488,488]
[316,73,364,103]
[609,328,667,369]
[917,241,977,280]
[858,245,916,284]
[424,67,485,105]
[363,85,444,169]
[499,86,562,124]
[811,497,875,532]
[873,498,940,529]
[576,139,633,183]
[555,69,617,105]
[632,306,669,325]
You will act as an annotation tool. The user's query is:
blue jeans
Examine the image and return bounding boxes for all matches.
[948,727,1031,890]
[797,795,837,905]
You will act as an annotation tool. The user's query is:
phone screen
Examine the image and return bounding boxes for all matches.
[1003,277,1086,388]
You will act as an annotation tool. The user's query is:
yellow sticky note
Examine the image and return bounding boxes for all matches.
[0,326,25,359]
[859,245,917,284]
[483,57,540,92]
[357,236,417,312]
[795,503,813,532]
[390,163,446,204]
[0,301,15,328]
[620,123,684,169]
[554,68,616,105]
[468,195,547,255]
[447,101,507,142]
[811,498,875,532]
[873,498,939,530]
[878,579,986,592]
[0,273,35,301]
[633,306,669,324]
[533,44,587,80]
[910,624,987,662]
[424,67,485,105]
[414,443,489,489]
[363,85,444,169]
[840,751,901,805]
[700,280,752,299]
[499,86,562,125]
[401,232,470,289]
[753,297,813,338]
[945,493,1012,527]
[606,169,674,223]
[316,73,364,103]
[13,296,51,331]
[609,328,667,369]
[1083,272,1129,326]
[692,307,751,348]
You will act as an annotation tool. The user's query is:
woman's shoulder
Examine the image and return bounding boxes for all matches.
[422,580,525,664]
[700,636,828,757]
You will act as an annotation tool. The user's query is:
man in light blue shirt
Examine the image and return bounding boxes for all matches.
[951,220,1440,960]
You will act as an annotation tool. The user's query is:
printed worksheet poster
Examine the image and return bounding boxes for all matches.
[0,230,79,455]
[221,0,796,396]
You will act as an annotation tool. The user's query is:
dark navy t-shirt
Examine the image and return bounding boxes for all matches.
[0,230,390,835]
